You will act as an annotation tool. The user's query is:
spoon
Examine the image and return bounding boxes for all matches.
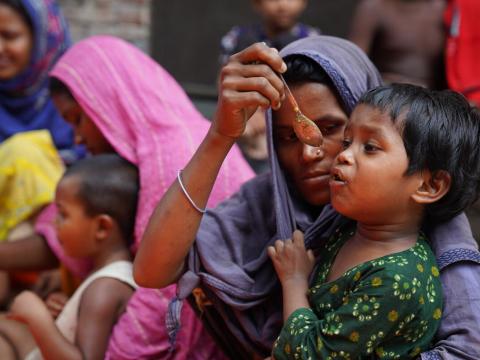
[278,74,323,147]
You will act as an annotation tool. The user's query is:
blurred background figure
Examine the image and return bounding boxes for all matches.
[349,0,447,90]
[0,0,72,308]
[444,0,480,106]
[220,0,320,173]
[0,0,73,149]
[445,0,480,241]
[219,0,319,65]
[151,1,355,118]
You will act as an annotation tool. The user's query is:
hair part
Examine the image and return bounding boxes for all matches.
[63,154,139,245]
[358,83,480,223]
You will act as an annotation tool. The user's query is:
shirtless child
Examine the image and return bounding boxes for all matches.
[349,0,447,90]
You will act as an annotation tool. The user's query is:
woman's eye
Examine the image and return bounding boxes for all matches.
[321,124,341,135]
[342,139,351,149]
[0,31,20,41]
[277,131,298,142]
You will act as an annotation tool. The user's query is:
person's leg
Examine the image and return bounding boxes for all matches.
[0,314,37,359]
[0,333,16,360]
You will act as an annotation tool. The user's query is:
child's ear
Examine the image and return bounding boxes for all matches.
[94,214,114,242]
[411,170,451,204]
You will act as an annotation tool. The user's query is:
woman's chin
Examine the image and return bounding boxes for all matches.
[302,191,330,208]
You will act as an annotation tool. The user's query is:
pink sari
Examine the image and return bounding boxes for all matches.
[37,36,254,359]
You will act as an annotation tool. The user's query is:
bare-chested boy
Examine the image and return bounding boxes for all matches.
[349,0,447,90]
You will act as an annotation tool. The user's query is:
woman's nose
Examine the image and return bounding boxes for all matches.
[302,144,324,162]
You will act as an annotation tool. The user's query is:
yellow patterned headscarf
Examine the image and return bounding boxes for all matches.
[0,130,64,241]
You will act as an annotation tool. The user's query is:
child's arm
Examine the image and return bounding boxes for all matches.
[267,230,315,321]
[75,278,134,359]
[10,278,133,360]
[134,43,286,288]
[268,268,442,359]
[9,291,84,359]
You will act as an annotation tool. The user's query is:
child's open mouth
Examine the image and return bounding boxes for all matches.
[331,168,346,183]
[332,173,343,182]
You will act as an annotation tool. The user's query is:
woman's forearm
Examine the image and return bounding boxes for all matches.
[134,128,236,287]
[0,235,58,271]
[135,43,286,288]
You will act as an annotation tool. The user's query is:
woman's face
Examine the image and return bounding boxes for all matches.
[52,93,115,155]
[273,82,348,206]
[0,4,33,80]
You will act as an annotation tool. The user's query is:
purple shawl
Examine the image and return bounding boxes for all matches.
[179,35,480,358]
[177,36,384,357]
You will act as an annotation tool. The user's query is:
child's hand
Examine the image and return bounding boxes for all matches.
[45,291,68,319]
[33,269,62,299]
[8,291,50,324]
[267,230,315,286]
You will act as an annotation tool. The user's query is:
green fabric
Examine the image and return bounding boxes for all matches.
[272,223,443,359]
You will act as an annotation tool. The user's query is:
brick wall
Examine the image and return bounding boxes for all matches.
[58,0,151,51]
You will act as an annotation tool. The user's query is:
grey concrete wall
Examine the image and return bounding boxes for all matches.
[58,0,151,51]
[151,0,357,91]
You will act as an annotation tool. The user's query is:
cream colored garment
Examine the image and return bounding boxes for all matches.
[25,260,137,360]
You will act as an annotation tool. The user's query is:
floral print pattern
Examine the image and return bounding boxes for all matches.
[272,223,443,359]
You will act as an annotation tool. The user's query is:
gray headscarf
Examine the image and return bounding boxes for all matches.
[174,36,383,357]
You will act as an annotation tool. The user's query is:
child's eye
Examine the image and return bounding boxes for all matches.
[364,143,380,153]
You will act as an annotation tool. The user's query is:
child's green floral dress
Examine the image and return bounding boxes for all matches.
[272,223,443,359]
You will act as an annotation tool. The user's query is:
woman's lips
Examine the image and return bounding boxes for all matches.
[302,172,331,186]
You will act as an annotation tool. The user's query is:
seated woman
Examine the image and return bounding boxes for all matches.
[0,0,72,307]
[0,0,72,239]
[0,35,254,359]
[134,36,480,359]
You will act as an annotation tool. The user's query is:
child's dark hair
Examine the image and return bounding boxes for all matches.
[0,0,33,31]
[283,55,345,111]
[359,83,480,223]
[63,154,139,245]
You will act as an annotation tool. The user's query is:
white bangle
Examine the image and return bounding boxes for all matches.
[177,170,206,214]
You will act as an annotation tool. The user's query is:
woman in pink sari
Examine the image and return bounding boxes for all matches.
[36,35,254,358]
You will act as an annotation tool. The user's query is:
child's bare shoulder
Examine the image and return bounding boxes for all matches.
[79,277,135,317]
